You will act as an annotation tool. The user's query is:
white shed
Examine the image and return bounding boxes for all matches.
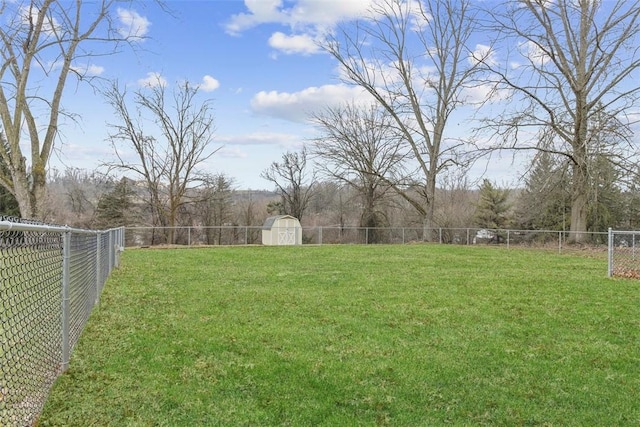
[262,215,302,246]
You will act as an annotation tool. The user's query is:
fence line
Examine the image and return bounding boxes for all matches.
[125,225,608,250]
[0,217,124,426]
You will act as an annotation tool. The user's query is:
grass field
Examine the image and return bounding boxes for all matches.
[37,245,640,426]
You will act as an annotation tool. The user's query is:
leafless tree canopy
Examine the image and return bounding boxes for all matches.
[261,148,315,223]
[480,0,640,241]
[104,79,218,243]
[323,0,485,234]
[312,102,404,228]
[0,0,152,219]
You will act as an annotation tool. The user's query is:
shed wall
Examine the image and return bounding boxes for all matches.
[262,216,302,246]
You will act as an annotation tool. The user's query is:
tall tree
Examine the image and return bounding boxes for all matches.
[324,0,486,239]
[481,0,640,242]
[260,148,315,223]
[0,0,151,219]
[105,79,218,244]
[312,103,403,235]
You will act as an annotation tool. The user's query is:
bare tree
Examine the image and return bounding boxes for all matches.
[45,167,112,226]
[480,0,640,242]
[311,102,404,234]
[260,148,315,223]
[324,0,486,238]
[104,79,218,244]
[434,169,477,240]
[197,173,235,245]
[0,0,151,219]
[234,190,268,244]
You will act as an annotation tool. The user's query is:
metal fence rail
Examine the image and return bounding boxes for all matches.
[608,228,640,278]
[0,217,124,426]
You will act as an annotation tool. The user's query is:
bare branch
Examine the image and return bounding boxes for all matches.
[323,0,482,231]
[103,79,219,243]
[479,0,640,241]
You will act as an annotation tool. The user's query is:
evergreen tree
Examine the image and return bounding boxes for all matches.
[474,179,511,230]
[93,178,138,229]
[0,186,19,217]
[622,166,640,229]
[0,157,19,217]
[516,152,570,231]
[587,155,624,233]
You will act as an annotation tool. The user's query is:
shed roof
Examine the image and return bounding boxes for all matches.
[262,215,298,230]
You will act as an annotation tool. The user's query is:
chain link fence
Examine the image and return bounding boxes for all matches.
[608,228,640,278]
[126,225,607,250]
[0,216,124,426]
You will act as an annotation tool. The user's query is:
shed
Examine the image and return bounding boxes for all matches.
[262,215,302,246]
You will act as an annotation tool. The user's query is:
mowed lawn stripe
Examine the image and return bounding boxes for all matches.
[38,245,640,426]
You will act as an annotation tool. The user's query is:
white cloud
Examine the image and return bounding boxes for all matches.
[137,72,166,88]
[70,63,104,76]
[225,0,284,35]
[199,75,220,92]
[20,5,60,35]
[520,40,551,67]
[336,58,407,87]
[218,132,302,147]
[462,80,510,104]
[250,84,372,123]
[288,0,374,27]
[117,8,150,40]
[218,146,249,159]
[227,0,373,34]
[268,32,321,55]
[469,44,498,67]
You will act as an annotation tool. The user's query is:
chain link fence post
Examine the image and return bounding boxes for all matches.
[608,228,614,277]
[96,233,102,305]
[108,230,114,273]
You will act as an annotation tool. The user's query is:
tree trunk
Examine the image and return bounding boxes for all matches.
[11,165,47,220]
[569,162,589,243]
[423,170,437,242]
[569,90,590,244]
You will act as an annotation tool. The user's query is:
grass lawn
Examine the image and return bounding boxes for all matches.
[37,245,640,426]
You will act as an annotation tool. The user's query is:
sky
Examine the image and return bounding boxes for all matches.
[33,0,528,190]
[18,0,617,192]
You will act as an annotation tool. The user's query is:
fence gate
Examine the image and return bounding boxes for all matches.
[608,228,640,278]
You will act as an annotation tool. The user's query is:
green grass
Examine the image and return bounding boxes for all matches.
[37,245,640,426]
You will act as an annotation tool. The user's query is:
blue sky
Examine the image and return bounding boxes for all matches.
[50,0,534,189]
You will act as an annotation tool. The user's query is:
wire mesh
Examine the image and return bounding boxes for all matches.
[98,233,110,296]
[0,221,63,426]
[68,234,98,349]
[0,217,124,426]
[608,230,640,278]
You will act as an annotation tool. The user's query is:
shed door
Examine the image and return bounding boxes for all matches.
[278,227,295,245]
